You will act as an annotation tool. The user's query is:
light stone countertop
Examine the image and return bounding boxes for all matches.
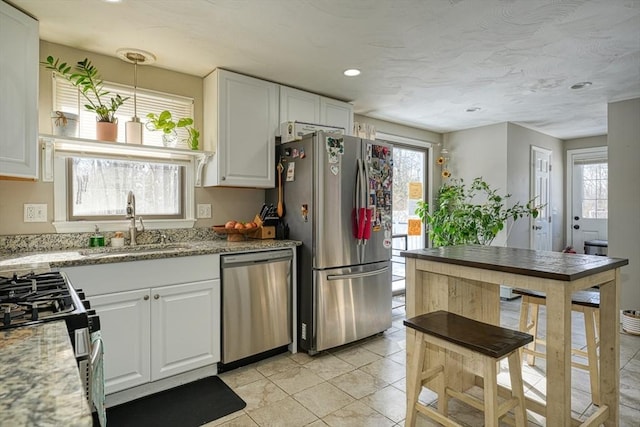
[0,239,301,272]
[0,321,93,427]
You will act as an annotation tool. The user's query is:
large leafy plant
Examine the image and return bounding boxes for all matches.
[416,177,541,247]
[41,56,128,123]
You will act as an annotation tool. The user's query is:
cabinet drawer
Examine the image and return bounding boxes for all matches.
[62,254,220,296]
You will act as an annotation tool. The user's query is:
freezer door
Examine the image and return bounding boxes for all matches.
[313,261,392,352]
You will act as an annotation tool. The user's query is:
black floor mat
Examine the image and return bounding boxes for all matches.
[104,376,246,427]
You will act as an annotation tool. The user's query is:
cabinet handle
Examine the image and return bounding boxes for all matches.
[154,294,160,300]
[143,295,149,301]
[221,176,226,181]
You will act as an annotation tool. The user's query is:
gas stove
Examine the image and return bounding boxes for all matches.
[0,271,91,333]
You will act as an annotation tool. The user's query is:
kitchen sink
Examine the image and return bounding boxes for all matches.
[79,242,193,256]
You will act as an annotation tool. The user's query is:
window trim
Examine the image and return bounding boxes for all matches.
[49,138,199,233]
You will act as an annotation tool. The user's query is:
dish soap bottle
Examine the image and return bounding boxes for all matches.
[89,225,105,247]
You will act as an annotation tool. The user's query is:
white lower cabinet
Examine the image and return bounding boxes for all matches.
[61,254,221,395]
[90,280,220,395]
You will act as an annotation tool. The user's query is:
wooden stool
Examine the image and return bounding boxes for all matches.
[404,310,533,427]
[514,288,600,405]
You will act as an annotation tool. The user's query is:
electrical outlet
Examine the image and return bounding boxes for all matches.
[197,203,212,219]
[24,204,48,222]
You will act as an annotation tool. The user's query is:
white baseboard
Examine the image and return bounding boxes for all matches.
[105,364,219,407]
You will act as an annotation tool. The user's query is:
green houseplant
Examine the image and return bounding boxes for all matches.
[416,177,541,247]
[146,110,199,150]
[41,56,129,141]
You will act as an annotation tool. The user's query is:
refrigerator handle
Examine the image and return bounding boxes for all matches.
[327,266,389,281]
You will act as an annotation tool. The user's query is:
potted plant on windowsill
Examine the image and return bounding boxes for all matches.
[416,177,541,247]
[41,56,129,142]
[146,110,200,150]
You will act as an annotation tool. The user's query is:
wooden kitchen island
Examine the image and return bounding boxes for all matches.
[401,245,628,426]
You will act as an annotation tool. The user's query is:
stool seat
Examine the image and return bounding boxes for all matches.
[405,311,532,427]
[404,310,533,358]
[512,288,600,308]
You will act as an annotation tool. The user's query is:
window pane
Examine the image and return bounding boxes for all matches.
[70,157,182,219]
[579,162,607,219]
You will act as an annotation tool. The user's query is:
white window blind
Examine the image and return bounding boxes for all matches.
[52,73,194,148]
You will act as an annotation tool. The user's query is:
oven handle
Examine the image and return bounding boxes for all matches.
[90,337,103,367]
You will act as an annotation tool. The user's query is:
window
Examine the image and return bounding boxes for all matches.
[52,74,194,148]
[68,157,183,220]
[580,161,608,219]
[48,72,199,232]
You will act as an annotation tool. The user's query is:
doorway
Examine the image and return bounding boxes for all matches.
[566,147,608,253]
[530,146,552,251]
[390,144,429,298]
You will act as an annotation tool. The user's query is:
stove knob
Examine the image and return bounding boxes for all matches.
[83,300,91,309]
[76,290,86,299]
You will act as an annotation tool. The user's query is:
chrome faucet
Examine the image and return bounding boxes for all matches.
[126,191,144,246]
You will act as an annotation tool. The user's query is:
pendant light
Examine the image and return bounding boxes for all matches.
[117,48,156,144]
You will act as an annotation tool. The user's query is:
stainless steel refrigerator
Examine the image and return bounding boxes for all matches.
[277,131,393,354]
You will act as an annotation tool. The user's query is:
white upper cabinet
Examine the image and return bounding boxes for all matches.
[279,85,354,136]
[0,2,38,179]
[280,86,321,125]
[203,69,279,188]
[320,96,354,136]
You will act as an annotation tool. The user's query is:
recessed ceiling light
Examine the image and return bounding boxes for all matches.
[570,81,592,90]
[343,69,361,77]
[466,107,481,112]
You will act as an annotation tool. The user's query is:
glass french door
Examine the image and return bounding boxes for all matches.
[390,144,428,296]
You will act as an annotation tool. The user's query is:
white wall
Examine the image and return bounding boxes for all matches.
[608,98,640,311]
[443,122,564,250]
[507,124,564,250]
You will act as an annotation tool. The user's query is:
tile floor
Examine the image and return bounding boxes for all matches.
[207,297,640,426]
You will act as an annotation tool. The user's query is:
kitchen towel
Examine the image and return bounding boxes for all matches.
[91,331,106,427]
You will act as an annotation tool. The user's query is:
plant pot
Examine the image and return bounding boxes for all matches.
[96,121,117,142]
[51,111,79,137]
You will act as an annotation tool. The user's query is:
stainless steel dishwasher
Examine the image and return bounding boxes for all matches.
[221,250,292,364]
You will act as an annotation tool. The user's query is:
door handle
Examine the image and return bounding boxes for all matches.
[327,266,389,281]
[573,224,580,230]
[532,225,542,230]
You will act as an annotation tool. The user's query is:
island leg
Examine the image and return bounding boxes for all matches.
[544,284,572,425]
[599,273,620,426]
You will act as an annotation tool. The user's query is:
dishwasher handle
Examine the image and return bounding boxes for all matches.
[221,250,292,268]
[327,266,389,281]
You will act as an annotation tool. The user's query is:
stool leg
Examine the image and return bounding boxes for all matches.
[436,346,448,416]
[584,307,600,405]
[406,332,426,427]
[527,303,540,366]
[507,351,528,427]
[483,357,499,427]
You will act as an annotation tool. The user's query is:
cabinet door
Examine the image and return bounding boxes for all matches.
[320,97,354,136]
[151,279,220,381]
[0,2,38,179]
[204,69,278,188]
[90,289,151,395]
[279,86,320,129]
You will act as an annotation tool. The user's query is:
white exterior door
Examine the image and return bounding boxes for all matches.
[530,146,552,251]
[90,289,151,395]
[151,280,220,381]
[567,147,608,253]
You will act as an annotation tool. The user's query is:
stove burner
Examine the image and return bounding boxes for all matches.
[0,272,80,330]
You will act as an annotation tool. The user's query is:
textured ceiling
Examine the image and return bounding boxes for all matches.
[11,0,640,139]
